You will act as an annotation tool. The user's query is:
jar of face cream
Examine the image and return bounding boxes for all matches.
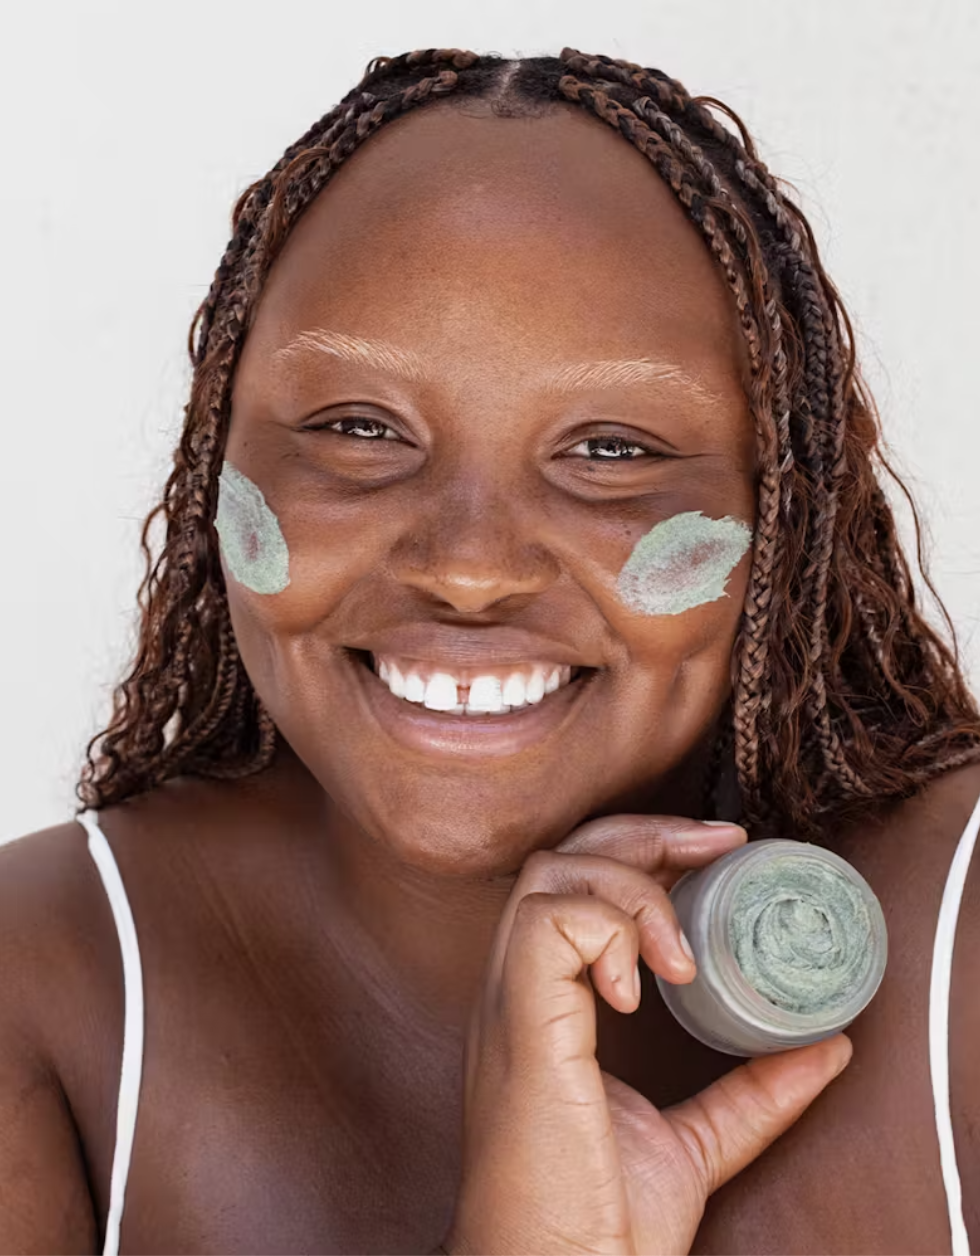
[655,840,888,1057]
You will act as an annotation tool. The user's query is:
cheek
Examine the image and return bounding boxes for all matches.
[214,461,291,595]
[614,510,753,618]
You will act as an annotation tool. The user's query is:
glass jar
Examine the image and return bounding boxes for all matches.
[655,839,888,1056]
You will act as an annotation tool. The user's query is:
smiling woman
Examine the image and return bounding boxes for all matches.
[3,46,980,1256]
[76,50,980,841]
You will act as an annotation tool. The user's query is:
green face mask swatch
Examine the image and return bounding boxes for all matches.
[214,461,291,595]
[615,511,753,616]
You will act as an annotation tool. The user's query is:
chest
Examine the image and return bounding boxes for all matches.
[75,967,955,1256]
[72,914,465,1253]
[67,816,968,1255]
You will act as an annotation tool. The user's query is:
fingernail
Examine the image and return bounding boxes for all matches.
[633,962,642,1000]
[833,1035,853,1076]
[679,930,696,964]
[703,820,744,830]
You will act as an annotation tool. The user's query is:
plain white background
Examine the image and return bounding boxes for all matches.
[1,1,978,844]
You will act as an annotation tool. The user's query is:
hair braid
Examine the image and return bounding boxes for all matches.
[561,49,965,816]
[554,64,797,822]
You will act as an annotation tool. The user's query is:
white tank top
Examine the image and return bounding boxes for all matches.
[76,793,980,1256]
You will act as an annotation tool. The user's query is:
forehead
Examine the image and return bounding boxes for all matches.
[241,101,747,386]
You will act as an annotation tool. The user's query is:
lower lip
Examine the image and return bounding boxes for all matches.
[344,651,598,760]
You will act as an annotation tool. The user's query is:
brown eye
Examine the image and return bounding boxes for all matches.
[568,435,658,461]
[311,417,400,440]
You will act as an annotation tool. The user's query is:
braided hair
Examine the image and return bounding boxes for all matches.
[77,48,980,842]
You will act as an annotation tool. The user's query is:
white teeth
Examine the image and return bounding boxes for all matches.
[466,675,505,714]
[423,673,459,712]
[370,654,582,714]
[403,672,426,704]
[525,668,546,704]
[388,662,406,699]
[501,673,527,707]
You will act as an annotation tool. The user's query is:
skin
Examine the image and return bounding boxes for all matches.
[1,101,978,1253]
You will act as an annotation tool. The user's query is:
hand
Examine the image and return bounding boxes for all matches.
[441,815,853,1256]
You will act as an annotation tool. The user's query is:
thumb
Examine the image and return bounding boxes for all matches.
[664,1034,853,1196]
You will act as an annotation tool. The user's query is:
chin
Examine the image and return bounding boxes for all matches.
[327,769,581,879]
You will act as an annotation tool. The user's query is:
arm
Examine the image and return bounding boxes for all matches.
[0,1031,97,1252]
[0,834,98,1253]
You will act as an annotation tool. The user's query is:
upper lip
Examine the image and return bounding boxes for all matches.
[346,625,600,670]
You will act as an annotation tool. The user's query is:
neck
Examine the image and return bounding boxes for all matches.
[268,737,715,1040]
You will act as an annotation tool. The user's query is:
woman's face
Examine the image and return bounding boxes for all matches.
[224,102,757,874]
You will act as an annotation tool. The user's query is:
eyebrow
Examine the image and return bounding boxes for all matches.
[541,359,725,407]
[272,328,726,406]
[271,329,429,383]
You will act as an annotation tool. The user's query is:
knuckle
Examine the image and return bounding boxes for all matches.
[742,1057,795,1120]
[713,1065,782,1149]
[634,883,673,928]
[512,889,556,924]
[519,848,557,884]
[675,1094,726,1195]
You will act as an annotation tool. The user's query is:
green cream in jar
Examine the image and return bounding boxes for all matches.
[656,840,888,1056]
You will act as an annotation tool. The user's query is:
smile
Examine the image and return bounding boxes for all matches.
[345,649,599,759]
[369,653,581,715]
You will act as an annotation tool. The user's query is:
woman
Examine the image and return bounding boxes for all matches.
[2,47,977,1255]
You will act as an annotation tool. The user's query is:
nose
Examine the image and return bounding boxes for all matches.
[387,486,560,614]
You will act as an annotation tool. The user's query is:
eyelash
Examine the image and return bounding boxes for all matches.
[310,417,662,461]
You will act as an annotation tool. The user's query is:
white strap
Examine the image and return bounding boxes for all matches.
[928,783,980,1256]
[78,812,145,1256]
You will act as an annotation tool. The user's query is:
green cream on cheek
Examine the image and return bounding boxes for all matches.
[729,856,876,1015]
[214,461,290,594]
[616,510,753,616]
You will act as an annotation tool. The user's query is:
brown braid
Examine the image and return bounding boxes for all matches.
[77,49,980,842]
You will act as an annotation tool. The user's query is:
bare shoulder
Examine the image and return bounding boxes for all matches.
[836,758,980,880]
[0,819,111,1248]
[900,760,980,1237]
[0,774,285,1248]
[694,760,980,1255]
[0,818,111,1042]
[845,760,980,1244]
[0,777,228,1024]
[827,761,980,1244]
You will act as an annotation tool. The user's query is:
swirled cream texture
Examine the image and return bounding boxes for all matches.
[616,511,753,616]
[729,855,875,1014]
[214,461,291,594]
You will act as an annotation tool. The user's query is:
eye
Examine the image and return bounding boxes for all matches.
[566,434,661,461]
[307,417,401,440]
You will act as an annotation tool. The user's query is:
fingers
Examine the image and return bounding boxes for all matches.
[500,892,641,1067]
[554,815,747,884]
[489,818,744,999]
[663,1034,854,1197]
[472,814,751,1117]
[464,891,641,1128]
[487,851,694,1000]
